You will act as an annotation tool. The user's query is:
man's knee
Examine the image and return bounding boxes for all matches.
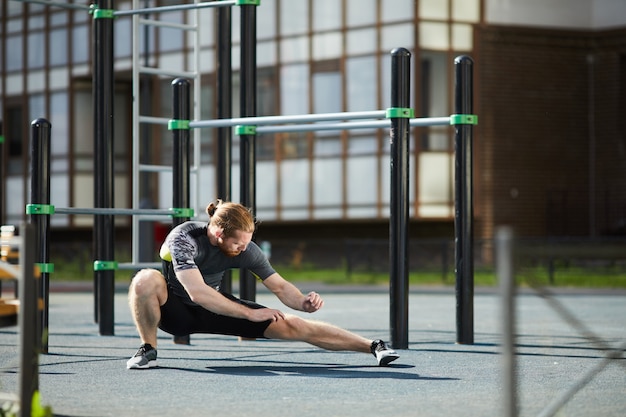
[266,314,309,340]
[130,268,165,298]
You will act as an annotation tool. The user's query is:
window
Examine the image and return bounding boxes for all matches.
[347,0,377,27]
[28,32,45,69]
[347,56,377,112]
[279,0,308,36]
[6,36,23,72]
[72,25,89,64]
[313,0,341,31]
[49,28,68,67]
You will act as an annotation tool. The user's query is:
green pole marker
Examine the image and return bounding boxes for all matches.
[235,125,257,136]
[236,0,260,5]
[89,5,115,19]
[170,207,195,218]
[450,114,478,125]
[168,119,191,130]
[386,107,415,119]
[0,135,4,143]
[36,263,55,274]
[25,204,56,215]
[93,260,118,271]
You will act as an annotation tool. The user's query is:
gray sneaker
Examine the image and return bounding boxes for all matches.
[127,344,157,369]
[370,339,399,366]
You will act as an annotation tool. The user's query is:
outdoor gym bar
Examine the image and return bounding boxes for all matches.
[254,116,452,134]
[112,0,238,17]
[24,0,476,347]
[189,110,388,128]
[171,49,477,348]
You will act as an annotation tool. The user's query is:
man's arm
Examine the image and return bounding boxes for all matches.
[263,273,324,313]
[176,269,285,322]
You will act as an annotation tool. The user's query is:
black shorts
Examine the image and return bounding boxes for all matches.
[158,282,273,339]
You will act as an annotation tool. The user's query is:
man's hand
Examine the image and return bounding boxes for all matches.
[248,307,285,322]
[302,291,324,313]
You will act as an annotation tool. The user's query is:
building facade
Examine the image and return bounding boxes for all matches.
[1,0,625,247]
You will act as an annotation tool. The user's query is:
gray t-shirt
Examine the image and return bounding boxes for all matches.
[161,221,275,304]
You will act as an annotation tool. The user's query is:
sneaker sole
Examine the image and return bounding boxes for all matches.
[127,359,157,370]
[378,354,399,366]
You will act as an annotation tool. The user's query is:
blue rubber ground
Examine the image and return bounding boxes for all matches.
[1,284,624,417]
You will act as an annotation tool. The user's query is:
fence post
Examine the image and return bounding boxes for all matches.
[389,47,412,349]
[29,118,52,354]
[239,1,258,302]
[454,55,475,344]
[171,78,191,345]
[18,223,39,417]
[92,0,116,336]
[496,227,518,417]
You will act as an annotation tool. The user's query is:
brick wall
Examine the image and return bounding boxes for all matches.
[475,25,626,238]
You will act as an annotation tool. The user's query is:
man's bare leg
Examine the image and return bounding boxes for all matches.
[128,268,168,348]
[263,314,372,353]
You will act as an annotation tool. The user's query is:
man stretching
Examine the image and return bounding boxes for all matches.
[127,200,399,369]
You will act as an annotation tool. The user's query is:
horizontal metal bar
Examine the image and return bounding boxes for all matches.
[118,262,162,271]
[256,120,388,133]
[189,110,387,129]
[410,117,451,127]
[253,117,451,134]
[54,207,177,216]
[138,18,197,31]
[138,164,200,174]
[139,66,198,79]
[114,1,237,17]
[138,116,170,126]
[138,164,172,173]
[12,0,91,11]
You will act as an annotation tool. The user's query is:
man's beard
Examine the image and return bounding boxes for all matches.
[217,240,241,257]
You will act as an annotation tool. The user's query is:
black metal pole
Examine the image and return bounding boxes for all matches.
[18,223,38,417]
[172,78,191,345]
[454,55,475,345]
[93,0,115,336]
[389,48,411,349]
[217,4,233,294]
[239,2,257,302]
[29,118,51,354]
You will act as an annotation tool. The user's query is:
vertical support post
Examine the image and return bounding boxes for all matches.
[171,78,191,345]
[454,55,475,345]
[29,118,51,354]
[0,123,3,296]
[18,223,39,417]
[496,227,518,417]
[217,3,233,294]
[92,0,116,336]
[239,1,257,302]
[0,122,3,225]
[389,47,412,349]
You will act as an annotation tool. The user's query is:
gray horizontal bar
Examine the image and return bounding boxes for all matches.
[114,1,237,17]
[189,111,387,128]
[253,117,451,134]
[138,18,197,31]
[12,0,91,11]
[410,117,451,127]
[138,116,171,126]
[54,207,177,216]
[138,164,172,173]
[118,262,162,271]
[139,66,197,79]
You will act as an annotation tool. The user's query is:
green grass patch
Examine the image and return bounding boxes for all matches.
[48,256,626,289]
